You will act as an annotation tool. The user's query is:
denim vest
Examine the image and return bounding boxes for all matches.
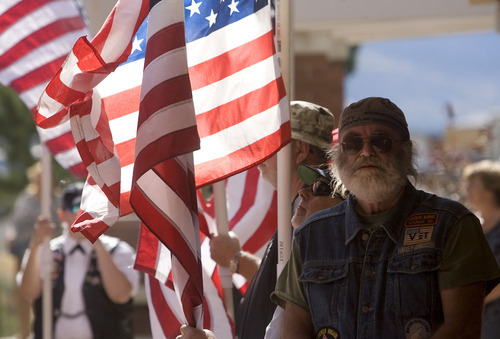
[294,182,473,339]
[482,222,500,338]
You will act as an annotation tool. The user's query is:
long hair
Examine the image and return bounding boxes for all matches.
[327,139,420,195]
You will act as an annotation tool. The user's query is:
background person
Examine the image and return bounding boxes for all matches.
[291,164,346,229]
[17,182,140,339]
[265,163,346,339]
[274,96,500,338]
[462,160,500,339]
[179,164,347,339]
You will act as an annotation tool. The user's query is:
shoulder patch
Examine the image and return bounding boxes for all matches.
[405,318,431,339]
[405,213,438,227]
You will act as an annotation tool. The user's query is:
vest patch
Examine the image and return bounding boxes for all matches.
[405,318,431,339]
[405,213,438,227]
[316,326,339,339]
[403,226,434,246]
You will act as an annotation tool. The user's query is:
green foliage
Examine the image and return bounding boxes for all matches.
[0,85,76,217]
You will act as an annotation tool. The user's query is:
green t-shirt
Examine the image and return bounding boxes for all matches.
[272,213,500,310]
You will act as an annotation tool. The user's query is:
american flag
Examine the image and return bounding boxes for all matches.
[130,0,204,327]
[35,0,149,242]
[33,0,288,334]
[35,0,288,242]
[187,0,289,185]
[135,166,277,338]
[0,0,88,177]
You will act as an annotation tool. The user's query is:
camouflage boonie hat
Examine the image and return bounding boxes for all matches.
[290,100,334,148]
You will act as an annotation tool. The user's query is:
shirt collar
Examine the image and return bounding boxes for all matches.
[63,230,92,255]
[345,180,416,245]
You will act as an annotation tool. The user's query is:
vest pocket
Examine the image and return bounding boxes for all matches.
[388,250,441,274]
[300,263,348,329]
[387,250,442,326]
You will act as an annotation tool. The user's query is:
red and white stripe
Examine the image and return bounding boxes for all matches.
[132,0,204,328]
[0,0,88,177]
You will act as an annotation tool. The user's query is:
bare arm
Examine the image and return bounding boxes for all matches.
[485,283,500,304]
[209,232,261,281]
[92,240,133,304]
[18,216,54,300]
[233,252,261,281]
[431,282,486,338]
[282,301,313,339]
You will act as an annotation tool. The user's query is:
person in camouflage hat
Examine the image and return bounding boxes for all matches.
[208,100,335,339]
[258,100,334,189]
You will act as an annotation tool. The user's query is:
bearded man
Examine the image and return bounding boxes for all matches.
[272,97,500,338]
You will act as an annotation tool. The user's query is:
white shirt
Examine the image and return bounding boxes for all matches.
[18,231,140,339]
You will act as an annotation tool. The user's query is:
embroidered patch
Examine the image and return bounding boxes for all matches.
[404,226,434,245]
[405,213,438,227]
[405,318,431,339]
[316,326,340,339]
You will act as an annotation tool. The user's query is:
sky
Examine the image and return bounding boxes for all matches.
[344,30,500,137]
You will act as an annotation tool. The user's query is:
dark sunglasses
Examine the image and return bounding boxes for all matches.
[66,205,80,214]
[311,180,332,196]
[341,133,404,155]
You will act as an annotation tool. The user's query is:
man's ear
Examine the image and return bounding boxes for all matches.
[295,140,310,164]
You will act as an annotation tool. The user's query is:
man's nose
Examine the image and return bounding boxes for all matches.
[359,139,375,157]
[299,187,312,199]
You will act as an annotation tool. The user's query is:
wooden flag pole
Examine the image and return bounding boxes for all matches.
[276,0,293,276]
[40,145,53,339]
[213,181,235,321]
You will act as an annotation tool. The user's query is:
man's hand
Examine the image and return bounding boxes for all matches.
[19,215,55,301]
[176,325,217,339]
[32,216,55,247]
[209,232,241,267]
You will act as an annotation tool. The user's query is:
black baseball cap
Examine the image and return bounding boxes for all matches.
[62,182,84,211]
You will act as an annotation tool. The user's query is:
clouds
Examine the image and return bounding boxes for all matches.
[345,31,500,136]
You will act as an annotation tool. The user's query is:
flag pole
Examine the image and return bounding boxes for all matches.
[40,144,53,339]
[276,0,293,276]
[213,181,235,321]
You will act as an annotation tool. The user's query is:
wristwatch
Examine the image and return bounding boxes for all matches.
[229,251,242,273]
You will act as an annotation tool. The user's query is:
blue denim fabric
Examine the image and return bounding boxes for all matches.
[482,223,500,339]
[482,299,500,339]
[294,181,472,338]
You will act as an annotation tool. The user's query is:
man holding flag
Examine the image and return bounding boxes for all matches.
[17,182,139,338]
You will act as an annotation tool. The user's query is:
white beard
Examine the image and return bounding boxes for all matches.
[337,155,407,203]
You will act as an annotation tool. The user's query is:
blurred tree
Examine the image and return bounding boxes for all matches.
[0,85,74,217]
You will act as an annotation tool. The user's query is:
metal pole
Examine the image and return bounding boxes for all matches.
[40,145,52,339]
[275,0,293,276]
